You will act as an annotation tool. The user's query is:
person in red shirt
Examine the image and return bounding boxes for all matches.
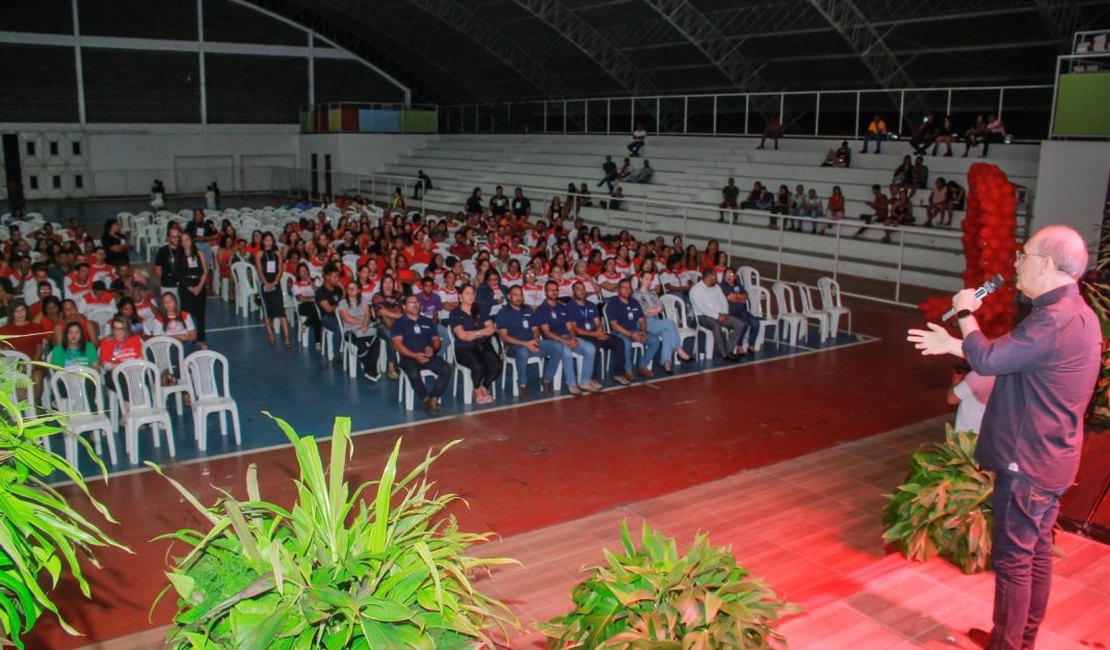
[0,303,47,399]
[65,263,94,302]
[80,281,116,313]
[98,315,144,392]
[448,230,474,260]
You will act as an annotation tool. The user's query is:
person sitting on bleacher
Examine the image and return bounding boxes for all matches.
[511,187,532,221]
[740,182,773,212]
[891,188,914,229]
[719,177,740,222]
[598,155,618,192]
[909,113,937,156]
[772,185,796,231]
[924,178,950,228]
[890,155,914,196]
[946,180,966,222]
[757,117,783,150]
[980,114,1006,157]
[628,125,647,157]
[854,184,890,240]
[932,116,955,157]
[627,160,653,184]
[616,158,633,183]
[861,115,887,154]
[800,189,826,234]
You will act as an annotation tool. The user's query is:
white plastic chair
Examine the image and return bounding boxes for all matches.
[686,300,718,361]
[738,265,761,291]
[771,282,808,346]
[142,336,192,415]
[660,294,702,361]
[336,308,367,379]
[230,262,260,318]
[496,336,544,396]
[51,369,117,466]
[86,307,116,338]
[795,282,830,343]
[817,277,851,337]
[410,263,428,277]
[184,351,241,452]
[112,360,174,465]
[748,286,777,352]
[0,351,39,425]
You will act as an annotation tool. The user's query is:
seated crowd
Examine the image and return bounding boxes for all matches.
[218,197,763,413]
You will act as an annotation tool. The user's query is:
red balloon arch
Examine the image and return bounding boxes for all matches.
[918,163,1018,338]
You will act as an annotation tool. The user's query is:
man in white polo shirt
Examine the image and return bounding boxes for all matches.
[689,268,743,361]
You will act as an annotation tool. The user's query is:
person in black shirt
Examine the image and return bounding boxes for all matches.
[413,170,433,199]
[154,225,184,297]
[179,232,210,348]
[465,187,484,217]
[101,218,131,267]
[511,187,531,220]
[598,155,618,192]
[211,182,221,208]
[910,113,937,156]
[315,265,343,362]
[184,208,218,267]
[489,185,509,219]
[719,178,740,222]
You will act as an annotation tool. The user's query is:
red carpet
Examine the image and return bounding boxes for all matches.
[32,300,956,649]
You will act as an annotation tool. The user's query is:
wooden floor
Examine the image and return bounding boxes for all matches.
[76,414,1110,650]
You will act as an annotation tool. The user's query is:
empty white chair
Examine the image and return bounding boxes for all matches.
[795,282,831,343]
[660,294,702,361]
[410,263,428,277]
[142,336,192,416]
[817,277,851,337]
[341,254,360,279]
[51,369,117,466]
[738,265,761,291]
[112,360,174,465]
[772,282,808,346]
[748,286,777,352]
[230,262,260,318]
[184,350,241,452]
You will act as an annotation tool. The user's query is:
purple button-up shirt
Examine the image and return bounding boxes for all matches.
[963,283,1100,491]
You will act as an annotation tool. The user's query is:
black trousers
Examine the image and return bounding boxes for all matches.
[298,302,320,343]
[399,355,451,400]
[591,335,626,378]
[179,284,207,343]
[454,342,502,390]
[347,333,381,376]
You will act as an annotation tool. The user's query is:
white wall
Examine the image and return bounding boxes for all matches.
[1033,140,1110,251]
[298,134,433,195]
[1,123,302,199]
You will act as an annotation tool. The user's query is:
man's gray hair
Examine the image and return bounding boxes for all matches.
[1035,225,1088,280]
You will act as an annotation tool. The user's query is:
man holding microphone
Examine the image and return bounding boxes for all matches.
[907,225,1099,650]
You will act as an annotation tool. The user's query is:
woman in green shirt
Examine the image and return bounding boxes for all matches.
[49,322,99,369]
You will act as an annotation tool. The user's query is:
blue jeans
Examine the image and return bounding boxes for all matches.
[614,329,661,371]
[647,317,681,362]
[321,313,340,348]
[988,471,1063,650]
[506,344,541,386]
[539,338,595,388]
[730,306,760,348]
[862,132,883,153]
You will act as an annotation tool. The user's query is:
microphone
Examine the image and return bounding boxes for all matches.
[942,274,1005,321]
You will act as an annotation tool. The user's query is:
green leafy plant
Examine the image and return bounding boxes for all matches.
[882,424,994,574]
[152,414,519,649]
[0,350,126,648]
[541,521,800,649]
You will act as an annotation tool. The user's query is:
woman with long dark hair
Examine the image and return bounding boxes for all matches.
[255,231,291,348]
[178,232,209,349]
[50,321,98,369]
[337,280,380,381]
[101,218,131,267]
[449,285,502,404]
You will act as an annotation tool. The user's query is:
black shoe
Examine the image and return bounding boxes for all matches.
[966,628,990,649]
[421,397,435,413]
[364,372,379,382]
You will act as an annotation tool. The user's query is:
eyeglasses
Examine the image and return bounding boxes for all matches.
[1016,251,1051,263]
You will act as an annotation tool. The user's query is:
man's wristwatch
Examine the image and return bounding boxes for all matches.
[956,309,973,320]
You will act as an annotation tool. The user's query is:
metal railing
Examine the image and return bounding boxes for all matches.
[440,84,1054,141]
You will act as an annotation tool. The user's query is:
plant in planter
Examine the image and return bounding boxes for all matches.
[882,424,993,574]
[541,521,800,649]
[152,415,519,649]
[0,353,126,648]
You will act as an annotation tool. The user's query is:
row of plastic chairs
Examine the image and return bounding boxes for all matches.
[1,344,240,467]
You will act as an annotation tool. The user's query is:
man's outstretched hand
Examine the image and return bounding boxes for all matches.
[907,323,964,358]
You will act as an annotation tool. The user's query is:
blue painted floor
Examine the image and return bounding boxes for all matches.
[59,294,873,479]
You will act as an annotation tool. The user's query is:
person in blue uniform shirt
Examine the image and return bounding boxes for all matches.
[567,281,629,387]
[390,294,451,413]
[535,281,597,395]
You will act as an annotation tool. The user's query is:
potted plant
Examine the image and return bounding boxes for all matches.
[541,521,800,649]
[152,414,519,648]
[0,353,126,649]
[881,425,993,574]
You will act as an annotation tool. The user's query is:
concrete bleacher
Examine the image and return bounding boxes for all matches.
[362,134,1040,296]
